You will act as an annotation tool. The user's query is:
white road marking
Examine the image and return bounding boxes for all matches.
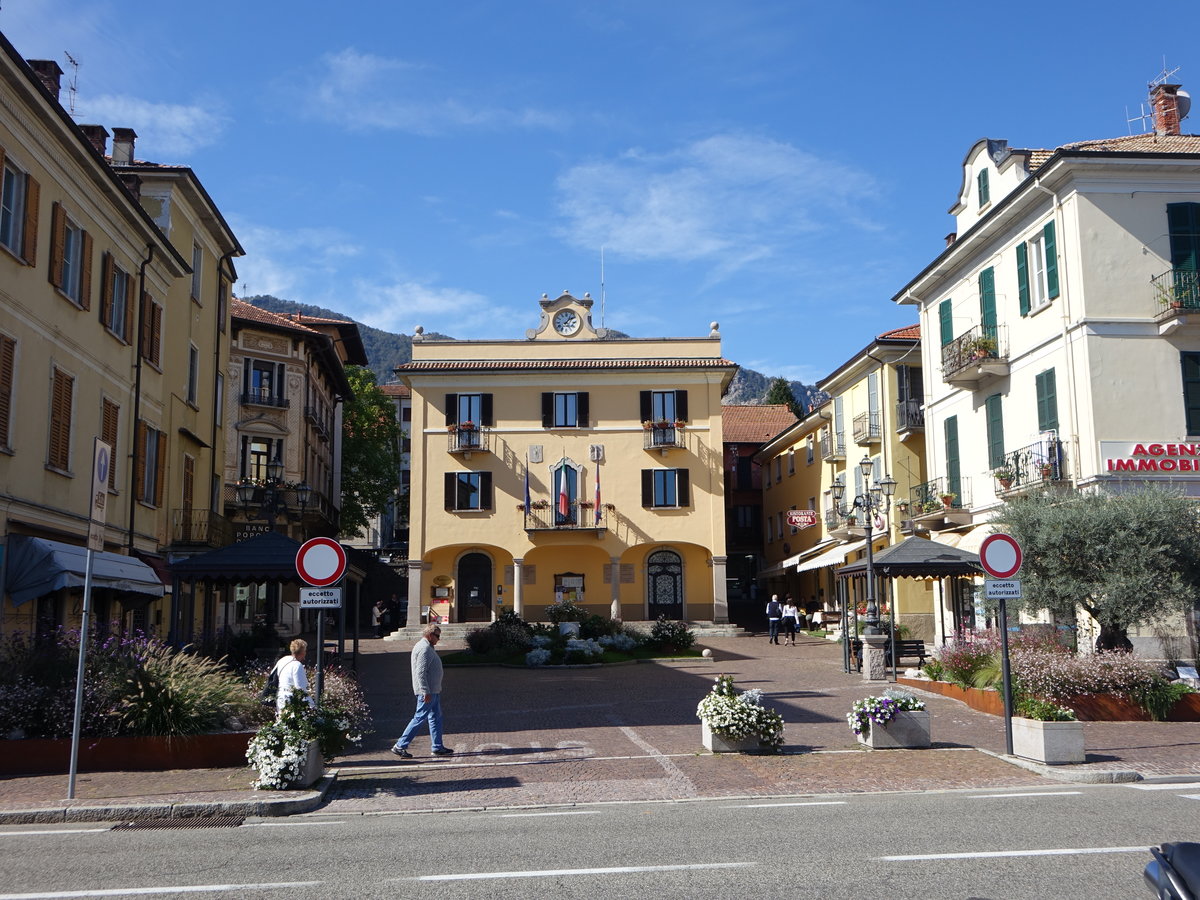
[1128,782,1200,791]
[1181,794,1200,801]
[0,882,321,899]
[411,862,754,882]
[494,810,602,818]
[727,801,848,808]
[882,846,1149,862]
[241,820,345,827]
[0,829,108,836]
[968,791,1083,799]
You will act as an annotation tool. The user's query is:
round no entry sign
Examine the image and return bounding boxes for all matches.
[296,537,348,587]
[979,532,1022,579]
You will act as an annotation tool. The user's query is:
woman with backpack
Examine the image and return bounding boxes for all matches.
[271,639,316,713]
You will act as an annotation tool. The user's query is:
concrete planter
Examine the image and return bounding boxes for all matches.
[296,741,325,788]
[857,709,931,749]
[701,721,761,753]
[1012,716,1085,764]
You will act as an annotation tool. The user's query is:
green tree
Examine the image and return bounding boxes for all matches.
[993,487,1200,651]
[339,366,402,538]
[764,377,803,417]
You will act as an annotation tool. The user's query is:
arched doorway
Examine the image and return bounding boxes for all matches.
[647,549,683,619]
[458,552,493,623]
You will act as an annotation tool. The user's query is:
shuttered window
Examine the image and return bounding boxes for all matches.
[0,333,14,451]
[944,415,960,499]
[938,299,953,346]
[641,468,690,508]
[100,254,134,343]
[985,394,1005,469]
[1043,220,1059,299]
[639,390,688,423]
[979,267,997,340]
[0,147,39,265]
[1016,241,1030,316]
[48,367,73,471]
[136,421,166,506]
[141,293,162,366]
[444,471,492,511]
[101,398,119,490]
[1035,369,1059,432]
[49,202,90,307]
[445,393,493,427]
[977,169,990,208]
[543,392,590,428]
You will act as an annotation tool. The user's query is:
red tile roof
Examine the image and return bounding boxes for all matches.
[1023,133,1200,174]
[398,358,737,373]
[879,323,919,341]
[231,298,321,335]
[722,404,798,444]
[380,383,411,397]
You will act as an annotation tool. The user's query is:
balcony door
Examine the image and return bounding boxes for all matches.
[551,459,580,526]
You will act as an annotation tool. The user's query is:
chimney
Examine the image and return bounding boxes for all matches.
[111,127,137,164]
[79,124,109,156]
[119,173,142,201]
[1152,83,1183,136]
[27,60,63,100]
[945,232,957,247]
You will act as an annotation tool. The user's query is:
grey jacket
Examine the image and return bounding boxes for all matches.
[410,637,443,695]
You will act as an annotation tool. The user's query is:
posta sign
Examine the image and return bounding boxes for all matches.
[1101,442,1200,474]
[786,509,818,529]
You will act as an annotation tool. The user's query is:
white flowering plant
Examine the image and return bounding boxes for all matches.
[696,675,784,750]
[847,690,925,739]
[525,648,551,667]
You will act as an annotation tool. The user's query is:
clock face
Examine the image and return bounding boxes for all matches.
[553,309,581,335]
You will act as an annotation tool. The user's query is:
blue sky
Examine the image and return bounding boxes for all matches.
[5,1,1198,384]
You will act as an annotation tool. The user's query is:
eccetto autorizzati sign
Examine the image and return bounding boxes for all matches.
[1100,442,1200,473]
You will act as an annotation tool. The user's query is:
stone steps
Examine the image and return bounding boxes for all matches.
[382,620,750,642]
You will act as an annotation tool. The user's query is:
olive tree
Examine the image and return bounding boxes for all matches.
[993,487,1200,651]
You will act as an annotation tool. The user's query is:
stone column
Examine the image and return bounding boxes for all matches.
[405,560,423,629]
[862,632,889,682]
[610,556,621,620]
[711,556,729,624]
[512,558,524,617]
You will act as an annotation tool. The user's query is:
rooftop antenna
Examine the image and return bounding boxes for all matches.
[63,51,79,116]
[600,246,606,328]
[1128,60,1184,134]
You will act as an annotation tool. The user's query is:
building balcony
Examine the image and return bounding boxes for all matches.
[942,325,1009,387]
[908,477,972,529]
[522,500,611,535]
[820,433,846,461]
[305,406,331,441]
[240,388,289,409]
[447,425,490,455]
[895,399,924,438]
[643,423,685,453]
[852,411,881,445]
[994,437,1069,497]
[1153,268,1200,334]
[170,508,233,547]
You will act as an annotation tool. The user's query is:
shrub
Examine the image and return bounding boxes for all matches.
[547,599,586,624]
[648,616,695,651]
[563,638,604,663]
[921,658,945,682]
[525,648,551,667]
[1014,694,1076,721]
[579,614,620,640]
[933,635,1002,689]
[464,612,533,656]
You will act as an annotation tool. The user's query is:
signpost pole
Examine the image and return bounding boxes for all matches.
[979,533,1023,758]
[997,591,1014,756]
[315,610,325,703]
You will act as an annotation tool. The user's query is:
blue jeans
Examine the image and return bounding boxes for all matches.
[395,693,445,751]
[768,619,780,643]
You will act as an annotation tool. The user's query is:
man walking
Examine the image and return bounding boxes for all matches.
[766,594,783,645]
[391,624,454,758]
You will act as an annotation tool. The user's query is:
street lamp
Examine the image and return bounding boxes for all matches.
[831,455,896,636]
[236,456,311,529]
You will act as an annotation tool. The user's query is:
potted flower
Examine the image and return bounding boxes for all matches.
[696,675,784,753]
[847,690,929,749]
[940,491,956,508]
[1011,696,1083,764]
[993,465,1015,490]
[458,420,477,431]
[921,498,943,514]
[967,335,997,361]
[642,420,654,430]
[895,499,910,513]
[1039,462,1054,480]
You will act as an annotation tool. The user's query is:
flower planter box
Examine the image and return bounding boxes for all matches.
[857,709,930,749]
[1012,717,1085,764]
[0,732,253,777]
[701,721,761,753]
[296,741,325,788]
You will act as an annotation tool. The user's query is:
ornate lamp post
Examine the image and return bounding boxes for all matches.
[831,455,896,637]
[236,456,311,531]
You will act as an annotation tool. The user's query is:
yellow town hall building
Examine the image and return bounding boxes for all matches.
[398,291,735,627]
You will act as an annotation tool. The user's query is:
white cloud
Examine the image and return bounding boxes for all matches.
[555,133,881,277]
[232,221,362,302]
[305,47,564,135]
[75,94,228,158]
[350,279,496,336]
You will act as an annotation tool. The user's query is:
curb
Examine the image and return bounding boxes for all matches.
[0,772,338,826]
[978,748,1143,784]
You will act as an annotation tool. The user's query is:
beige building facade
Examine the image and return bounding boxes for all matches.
[399,292,735,626]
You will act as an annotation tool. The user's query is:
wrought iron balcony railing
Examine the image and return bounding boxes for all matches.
[1152,267,1200,317]
[522,500,610,532]
[170,508,233,547]
[447,426,490,454]
[895,399,924,432]
[820,433,846,461]
[852,411,881,444]
[993,437,1067,493]
[941,324,1009,381]
[240,388,289,408]
[908,477,971,516]
[643,423,685,451]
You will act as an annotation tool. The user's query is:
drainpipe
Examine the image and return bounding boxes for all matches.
[127,244,155,554]
[1031,178,1080,482]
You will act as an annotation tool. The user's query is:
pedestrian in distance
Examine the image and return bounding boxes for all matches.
[391,624,454,759]
[766,594,783,644]
[781,596,799,646]
[372,599,386,638]
[272,638,315,714]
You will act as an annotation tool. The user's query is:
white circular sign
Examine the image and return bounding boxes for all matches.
[296,537,348,587]
[979,533,1022,579]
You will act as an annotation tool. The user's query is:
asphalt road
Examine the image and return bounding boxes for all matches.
[2,780,1199,899]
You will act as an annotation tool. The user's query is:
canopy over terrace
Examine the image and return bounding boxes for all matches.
[168,531,365,660]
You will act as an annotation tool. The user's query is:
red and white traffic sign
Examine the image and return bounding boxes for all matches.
[296,537,348,587]
[979,532,1022,579]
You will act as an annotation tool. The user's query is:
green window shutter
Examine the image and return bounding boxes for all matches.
[979,267,997,338]
[939,299,953,346]
[1182,353,1200,435]
[1043,221,1059,299]
[985,394,1005,469]
[1035,369,1059,432]
[1167,203,1200,272]
[1016,241,1030,316]
[977,169,990,208]
[944,415,960,499]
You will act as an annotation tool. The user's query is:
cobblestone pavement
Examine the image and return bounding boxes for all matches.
[3,634,1200,820]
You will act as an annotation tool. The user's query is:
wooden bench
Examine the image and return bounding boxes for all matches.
[850,637,928,671]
